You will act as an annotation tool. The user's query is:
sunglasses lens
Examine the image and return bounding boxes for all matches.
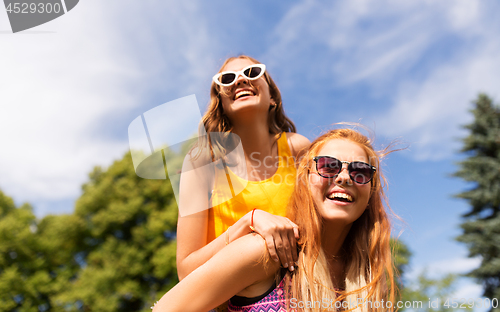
[316,157,341,177]
[349,162,373,184]
[220,73,236,85]
[243,66,263,79]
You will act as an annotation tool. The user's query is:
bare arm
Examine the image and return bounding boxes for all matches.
[177,206,300,279]
[155,234,280,312]
[176,153,255,280]
[176,134,308,279]
[176,210,254,280]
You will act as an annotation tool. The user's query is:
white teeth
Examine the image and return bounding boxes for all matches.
[235,90,254,99]
[327,192,353,202]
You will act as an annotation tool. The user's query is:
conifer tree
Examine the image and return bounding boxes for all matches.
[454,94,500,307]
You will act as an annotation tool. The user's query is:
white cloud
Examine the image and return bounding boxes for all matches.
[2,0,500,217]
[405,256,486,311]
[267,0,500,160]
[453,283,483,302]
[428,257,481,276]
[0,2,136,205]
[446,0,481,32]
[0,0,215,215]
[407,256,481,281]
[377,40,500,160]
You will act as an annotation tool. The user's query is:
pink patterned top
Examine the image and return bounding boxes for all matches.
[228,270,290,312]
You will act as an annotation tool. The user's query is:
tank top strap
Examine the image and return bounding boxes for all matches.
[276,132,296,169]
[207,132,297,242]
[277,132,292,157]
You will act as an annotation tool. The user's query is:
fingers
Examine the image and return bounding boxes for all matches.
[288,220,300,239]
[266,231,292,270]
[265,235,280,263]
[288,228,298,265]
[252,212,300,271]
[273,234,289,269]
[281,232,295,272]
[273,227,296,272]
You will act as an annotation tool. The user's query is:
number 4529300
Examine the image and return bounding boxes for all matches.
[6,2,62,14]
[444,298,499,309]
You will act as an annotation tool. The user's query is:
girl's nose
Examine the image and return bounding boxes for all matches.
[334,166,351,185]
[234,73,249,86]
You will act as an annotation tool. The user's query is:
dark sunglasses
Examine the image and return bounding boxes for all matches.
[212,64,266,87]
[313,156,377,184]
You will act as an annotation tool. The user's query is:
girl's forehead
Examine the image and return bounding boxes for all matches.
[222,58,255,71]
[317,139,368,161]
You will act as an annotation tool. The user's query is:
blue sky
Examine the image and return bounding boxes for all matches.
[1,0,500,305]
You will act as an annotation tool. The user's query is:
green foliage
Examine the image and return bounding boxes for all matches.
[401,271,464,312]
[392,241,470,312]
[0,151,179,312]
[54,153,179,311]
[0,190,80,312]
[392,238,411,300]
[454,94,500,307]
[392,238,411,278]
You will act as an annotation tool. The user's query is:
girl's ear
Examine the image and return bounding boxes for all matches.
[269,98,277,110]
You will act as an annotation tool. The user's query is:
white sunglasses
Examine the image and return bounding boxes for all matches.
[212,64,266,87]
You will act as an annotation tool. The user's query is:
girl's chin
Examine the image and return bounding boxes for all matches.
[320,216,352,229]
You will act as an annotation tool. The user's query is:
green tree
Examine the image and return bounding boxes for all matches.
[54,152,179,312]
[401,270,462,312]
[0,190,82,311]
[392,237,411,305]
[0,190,40,312]
[393,238,411,283]
[454,94,500,308]
[393,240,467,312]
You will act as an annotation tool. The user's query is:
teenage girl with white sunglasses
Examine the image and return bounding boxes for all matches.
[175,55,311,287]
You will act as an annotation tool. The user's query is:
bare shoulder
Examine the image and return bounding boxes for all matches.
[177,145,212,216]
[182,145,212,169]
[286,132,311,158]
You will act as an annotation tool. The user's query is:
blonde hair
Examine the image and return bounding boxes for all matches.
[287,128,397,312]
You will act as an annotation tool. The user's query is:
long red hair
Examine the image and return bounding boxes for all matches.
[288,128,397,312]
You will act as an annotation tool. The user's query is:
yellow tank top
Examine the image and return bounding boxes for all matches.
[207,132,296,243]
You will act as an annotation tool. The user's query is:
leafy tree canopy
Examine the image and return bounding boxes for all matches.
[0,150,179,312]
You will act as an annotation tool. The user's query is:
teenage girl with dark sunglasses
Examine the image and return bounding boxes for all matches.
[155,128,398,312]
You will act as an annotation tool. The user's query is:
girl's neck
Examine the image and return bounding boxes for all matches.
[321,222,351,258]
[327,256,345,290]
[232,120,276,159]
[231,119,280,181]
[321,222,352,288]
